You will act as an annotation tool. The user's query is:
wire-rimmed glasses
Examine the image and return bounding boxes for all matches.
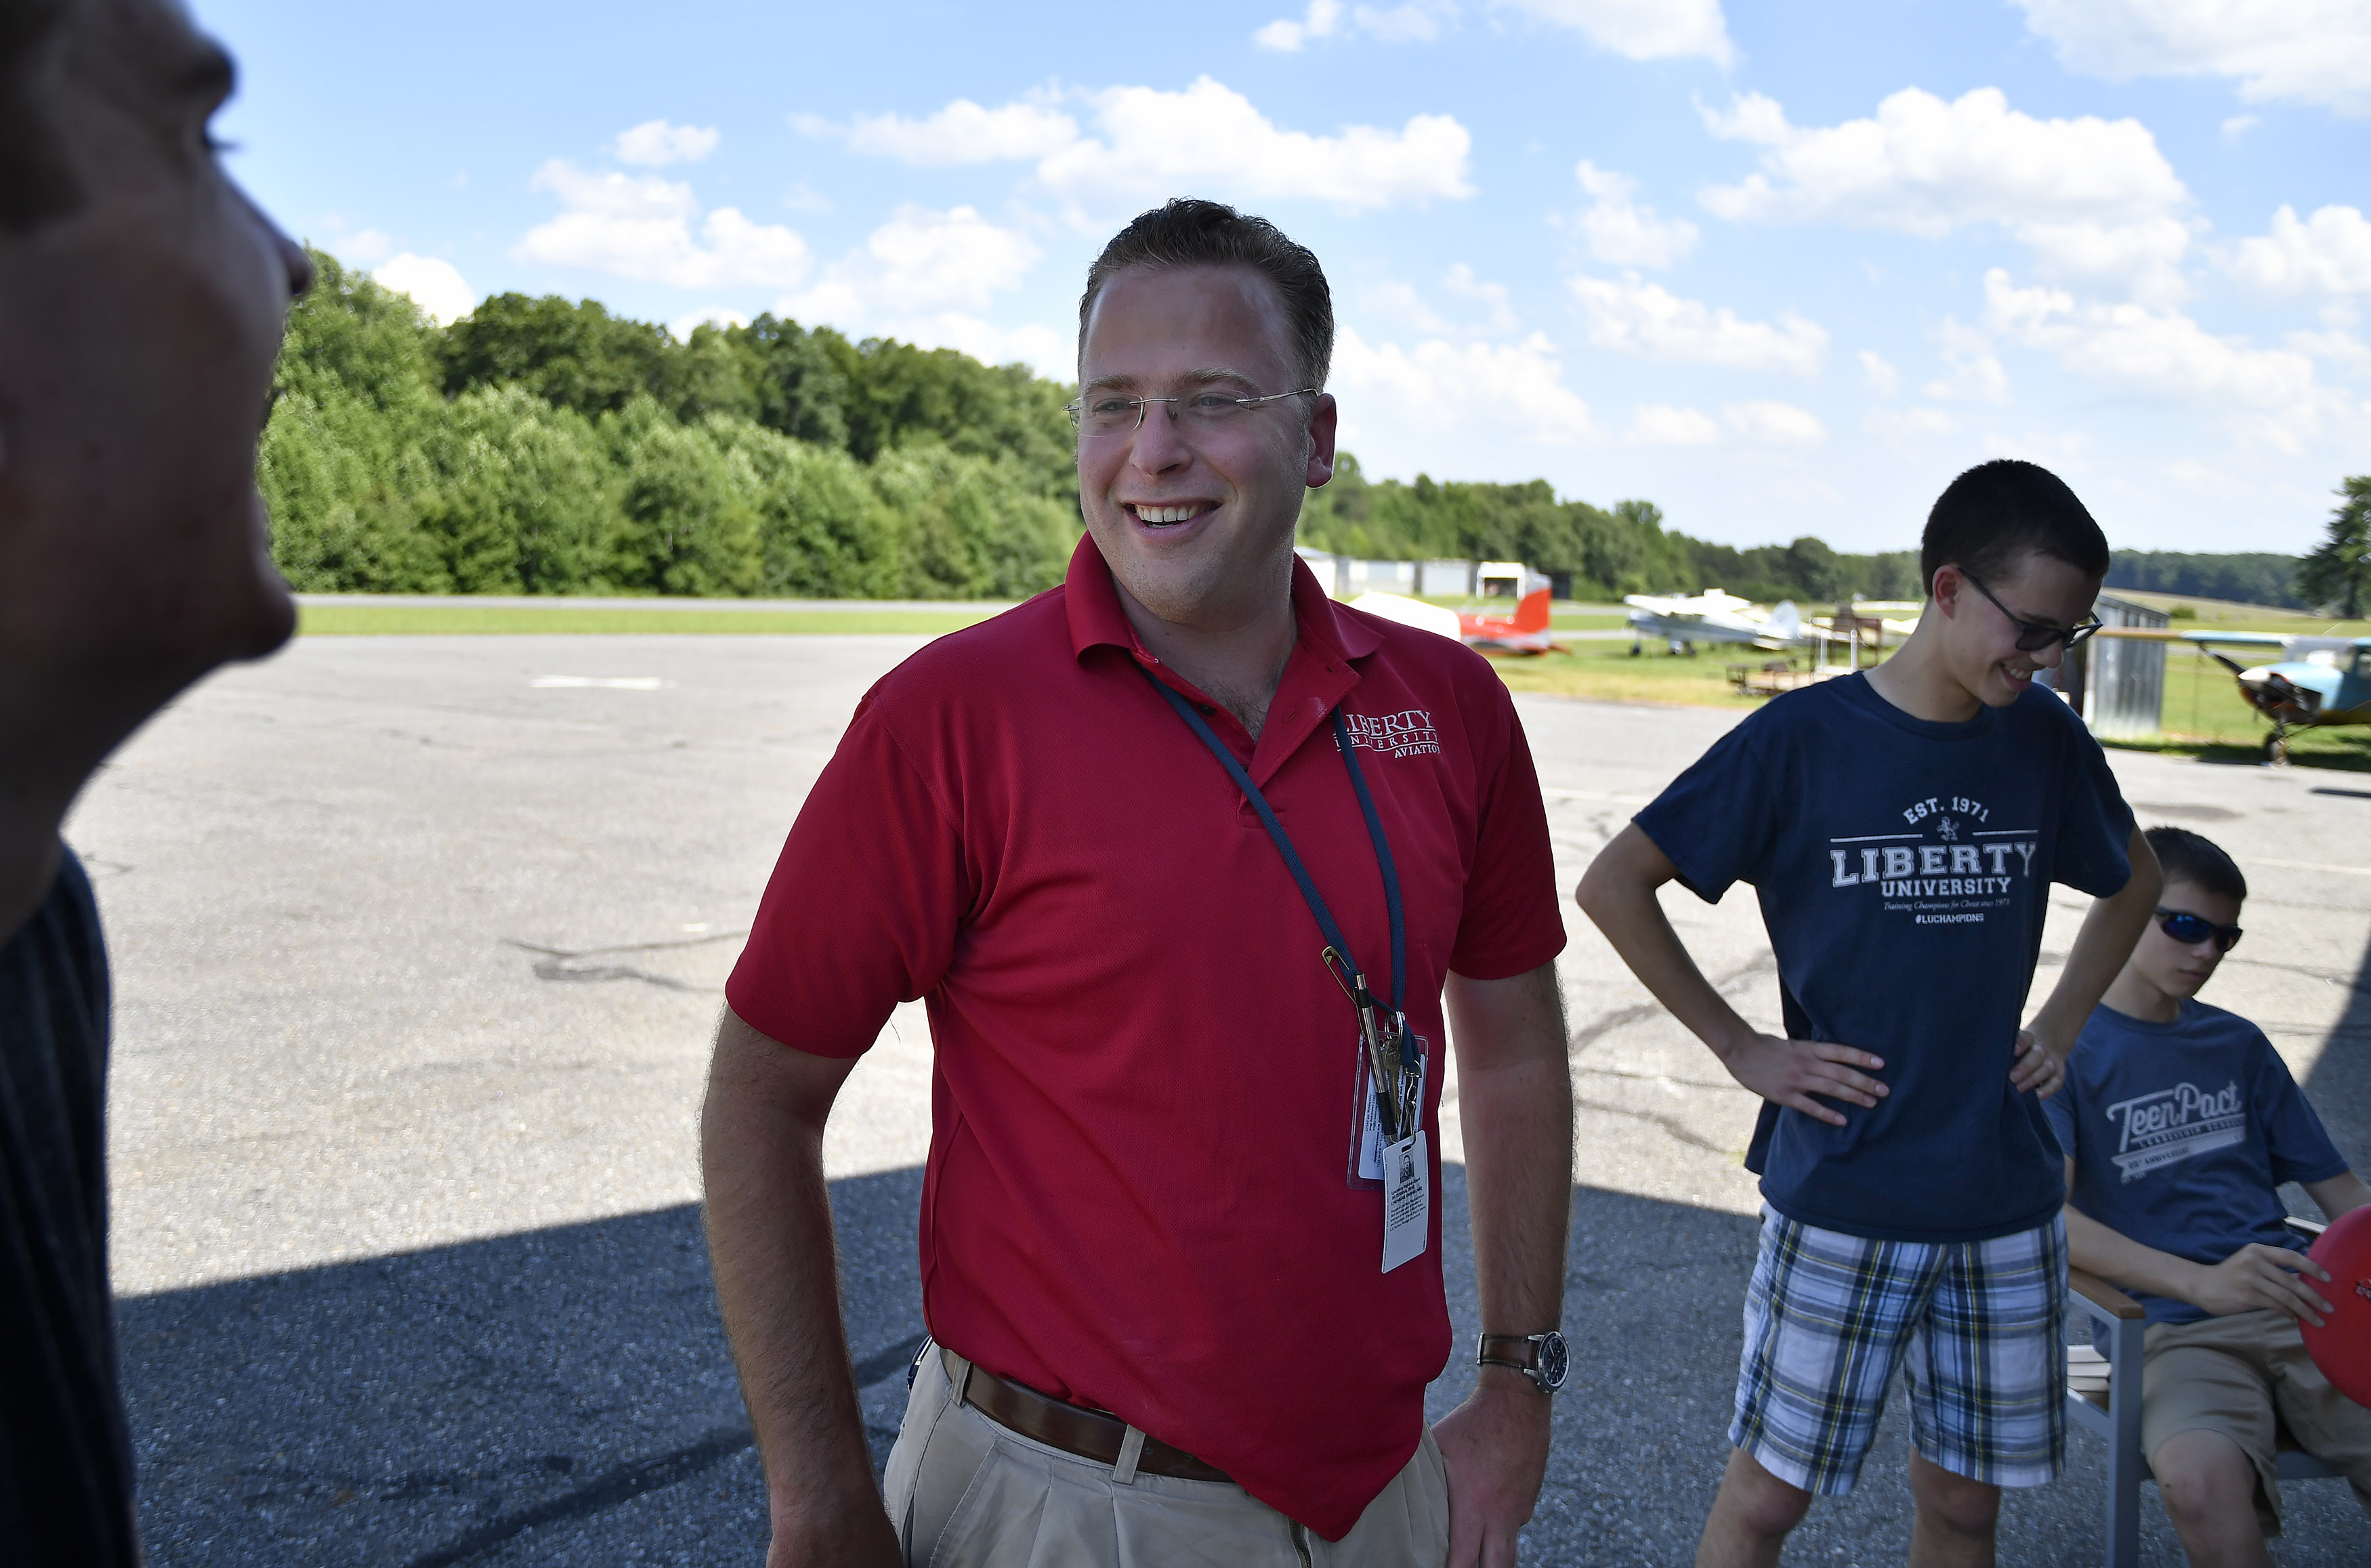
[1964,574,2103,653]
[1066,387,1318,440]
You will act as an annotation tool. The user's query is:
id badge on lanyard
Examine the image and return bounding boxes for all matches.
[1140,667,1430,1273]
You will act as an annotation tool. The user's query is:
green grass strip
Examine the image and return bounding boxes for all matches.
[298,602,1005,637]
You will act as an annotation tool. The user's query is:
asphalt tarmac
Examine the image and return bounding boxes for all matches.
[67,634,2371,1566]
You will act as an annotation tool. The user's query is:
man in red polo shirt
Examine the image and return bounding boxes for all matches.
[702,198,1574,1568]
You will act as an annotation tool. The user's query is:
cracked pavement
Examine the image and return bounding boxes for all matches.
[66,635,2371,1565]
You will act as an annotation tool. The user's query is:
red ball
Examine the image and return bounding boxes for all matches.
[2301,1206,2371,1408]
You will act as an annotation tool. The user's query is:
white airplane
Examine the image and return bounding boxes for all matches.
[1623,589,1804,655]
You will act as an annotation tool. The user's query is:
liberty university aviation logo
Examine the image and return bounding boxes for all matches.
[1827,794,2037,929]
[2104,1080,2245,1182]
[1342,708,1440,759]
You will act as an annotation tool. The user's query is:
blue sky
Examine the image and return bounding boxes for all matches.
[201,0,2370,555]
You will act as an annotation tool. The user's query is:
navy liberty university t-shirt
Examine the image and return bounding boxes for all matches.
[1635,674,2134,1242]
[2044,1000,2348,1325]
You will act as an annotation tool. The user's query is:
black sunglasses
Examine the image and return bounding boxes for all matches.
[2156,907,2243,952]
[1964,574,2103,654]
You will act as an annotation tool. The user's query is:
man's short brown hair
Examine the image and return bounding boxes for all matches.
[1078,198,1333,393]
[0,0,80,232]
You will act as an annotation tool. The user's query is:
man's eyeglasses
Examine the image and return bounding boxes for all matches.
[1964,574,2103,654]
[2156,907,2244,952]
[1066,387,1317,440]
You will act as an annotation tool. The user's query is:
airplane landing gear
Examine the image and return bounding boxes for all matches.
[2264,727,2289,765]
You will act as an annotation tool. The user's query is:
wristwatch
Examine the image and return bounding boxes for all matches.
[1476,1330,1569,1394]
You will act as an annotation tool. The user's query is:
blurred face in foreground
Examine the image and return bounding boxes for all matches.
[1074,264,1335,633]
[0,0,313,718]
[1927,549,2099,710]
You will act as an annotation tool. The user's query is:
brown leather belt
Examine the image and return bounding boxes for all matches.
[944,1348,1231,1484]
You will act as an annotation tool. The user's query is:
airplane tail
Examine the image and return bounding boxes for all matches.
[1767,600,1801,641]
[1513,587,1551,633]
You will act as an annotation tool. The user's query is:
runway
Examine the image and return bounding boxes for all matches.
[69,634,2371,1565]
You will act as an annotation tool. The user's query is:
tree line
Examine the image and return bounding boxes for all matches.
[262,257,2356,613]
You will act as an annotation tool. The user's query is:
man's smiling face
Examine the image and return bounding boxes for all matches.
[1074,263,1335,632]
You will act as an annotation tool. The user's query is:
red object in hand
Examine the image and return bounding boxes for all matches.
[2301,1206,2371,1408]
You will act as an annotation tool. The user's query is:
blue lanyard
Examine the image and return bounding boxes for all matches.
[1138,663,1414,1134]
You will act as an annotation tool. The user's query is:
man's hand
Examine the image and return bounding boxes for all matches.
[1715,1033,1887,1127]
[2009,1023,2070,1099]
[1435,1373,1551,1568]
[2187,1244,2336,1326]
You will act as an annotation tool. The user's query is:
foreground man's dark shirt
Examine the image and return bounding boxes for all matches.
[0,849,137,1564]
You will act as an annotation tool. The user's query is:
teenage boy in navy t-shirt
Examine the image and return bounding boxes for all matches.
[1579,459,2164,1567]
[2047,826,2371,1566]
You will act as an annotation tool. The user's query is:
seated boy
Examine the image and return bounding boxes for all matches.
[1579,459,2162,1567]
[2048,825,2371,1567]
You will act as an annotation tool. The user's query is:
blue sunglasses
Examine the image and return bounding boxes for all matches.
[2156,907,2242,953]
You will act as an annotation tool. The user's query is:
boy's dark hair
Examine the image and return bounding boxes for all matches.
[0,0,80,232]
[1920,459,2111,598]
[2145,825,2247,902]
[1078,198,1333,393]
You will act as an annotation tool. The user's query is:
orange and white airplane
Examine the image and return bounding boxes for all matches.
[1456,587,1559,655]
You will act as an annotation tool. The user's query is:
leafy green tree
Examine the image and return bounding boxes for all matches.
[441,294,695,421]
[726,314,852,450]
[2294,477,2370,619]
[417,386,614,593]
[598,397,763,596]
[704,417,900,598]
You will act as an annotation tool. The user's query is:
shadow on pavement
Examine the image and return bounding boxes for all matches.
[124,1158,2370,1566]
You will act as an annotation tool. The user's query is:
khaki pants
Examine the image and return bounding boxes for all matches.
[883,1347,1450,1567]
[2141,1309,2371,1533]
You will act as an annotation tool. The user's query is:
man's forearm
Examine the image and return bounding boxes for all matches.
[1459,1051,1574,1337]
[700,1020,895,1559]
[2034,829,2161,1041]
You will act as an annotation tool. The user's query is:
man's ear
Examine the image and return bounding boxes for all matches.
[1302,393,1337,489]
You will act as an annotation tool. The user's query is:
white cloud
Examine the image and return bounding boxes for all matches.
[1574,161,1698,268]
[2221,113,2259,139]
[1981,267,2329,447]
[1724,400,1826,443]
[1333,326,1597,443]
[783,205,1039,325]
[373,254,474,326]
[612,120,720,167]
[1700,87,2194,301]
[2012,0,2371,117]
[818,79,1473,217]
[1859,349,1900,395]
[2227,205,2371,298]
[1491,0,1736,66]
[1569,273,1828,375]
[1256,0,1452,49]
[513,161,812,289]
[809,98,1080,166]
[1626,404,1723,444]
[669,307,749,342]
[337,228,392,265]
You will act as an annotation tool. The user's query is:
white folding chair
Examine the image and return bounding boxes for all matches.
[2064,1218,2344,1568]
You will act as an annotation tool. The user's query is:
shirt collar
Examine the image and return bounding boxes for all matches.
[1064,532,1382,664]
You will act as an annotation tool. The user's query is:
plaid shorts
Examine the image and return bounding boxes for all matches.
[1729,1208,2067,1496]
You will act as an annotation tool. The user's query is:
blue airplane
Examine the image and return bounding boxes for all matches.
[2184,633,2371,763]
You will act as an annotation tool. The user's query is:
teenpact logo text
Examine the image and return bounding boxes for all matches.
[2105,1080,2246,1182]
[1341,708,1440,759]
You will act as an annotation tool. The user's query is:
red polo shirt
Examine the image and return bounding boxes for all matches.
[726,534,1564,1538]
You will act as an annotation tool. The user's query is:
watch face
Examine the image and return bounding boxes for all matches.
[1536,1331,1570,1391]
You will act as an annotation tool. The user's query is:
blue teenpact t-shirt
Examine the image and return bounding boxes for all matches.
[2044,999,2349,1325]
[1634,673,2133,1242]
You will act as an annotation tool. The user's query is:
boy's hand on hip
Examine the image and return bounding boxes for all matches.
[2192,1245,2336,1326]
[2009,1026,2069,1099]
[1716,1034,1887,1127]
